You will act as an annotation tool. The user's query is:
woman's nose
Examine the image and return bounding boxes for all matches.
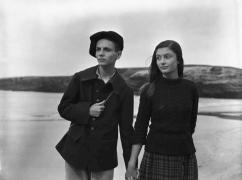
[159,57,165,64]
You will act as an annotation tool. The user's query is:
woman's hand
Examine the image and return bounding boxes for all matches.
[125,163,138,180]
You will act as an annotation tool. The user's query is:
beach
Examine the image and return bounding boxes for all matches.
[0,91,241,180]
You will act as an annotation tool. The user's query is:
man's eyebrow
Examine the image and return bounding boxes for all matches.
[96,46,111,48]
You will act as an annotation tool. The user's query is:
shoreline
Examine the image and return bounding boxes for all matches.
[198,111,242,120]
[3,113,242,122]
[133,112,242,121]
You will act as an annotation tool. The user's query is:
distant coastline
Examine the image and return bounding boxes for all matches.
[0,65,241,98]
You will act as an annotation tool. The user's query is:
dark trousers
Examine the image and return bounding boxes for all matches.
[65,162,114,180]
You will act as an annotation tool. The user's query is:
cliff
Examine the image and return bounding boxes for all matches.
[0,65,241,98]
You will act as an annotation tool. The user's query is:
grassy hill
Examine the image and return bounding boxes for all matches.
[0,65,242,98]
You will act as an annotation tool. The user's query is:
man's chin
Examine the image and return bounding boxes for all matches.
[98,62,115,67]
[98,62,108,66]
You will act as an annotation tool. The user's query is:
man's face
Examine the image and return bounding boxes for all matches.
[95,39,121,67]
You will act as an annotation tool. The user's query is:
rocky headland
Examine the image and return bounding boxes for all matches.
[0,65,241,98]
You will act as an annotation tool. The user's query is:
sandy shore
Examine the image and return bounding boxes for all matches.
[0,92,241,179]
[0,115,241,180]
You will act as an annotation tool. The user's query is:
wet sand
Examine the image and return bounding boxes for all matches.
[0,115,241,180]
[0,92,241,179]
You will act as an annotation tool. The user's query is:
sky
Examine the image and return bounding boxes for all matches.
[0,0,241,77]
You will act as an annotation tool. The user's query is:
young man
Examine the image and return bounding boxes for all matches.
[56,31,134,180]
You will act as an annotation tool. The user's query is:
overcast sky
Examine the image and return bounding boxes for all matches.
[0,0,241,77]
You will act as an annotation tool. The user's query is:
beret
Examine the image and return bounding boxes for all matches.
[89,31,124,57]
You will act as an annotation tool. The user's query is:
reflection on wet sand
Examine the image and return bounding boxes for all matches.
[0,91,241,180]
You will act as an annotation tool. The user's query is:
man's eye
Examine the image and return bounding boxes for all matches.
[104,48,111,52]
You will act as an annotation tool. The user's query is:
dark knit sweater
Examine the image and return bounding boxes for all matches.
[133,77,199,155]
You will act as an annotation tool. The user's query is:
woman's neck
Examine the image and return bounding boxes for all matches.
[162,71,179,79]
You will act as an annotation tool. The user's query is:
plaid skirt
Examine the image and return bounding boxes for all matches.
[138,151,198,180]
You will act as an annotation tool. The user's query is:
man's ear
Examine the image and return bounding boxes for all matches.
[116,51,122,60]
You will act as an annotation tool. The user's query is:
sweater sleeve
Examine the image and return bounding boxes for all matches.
[190,83,199,134]
[119,88,135,168]
[57,73,92,125]
[132,84,152,144]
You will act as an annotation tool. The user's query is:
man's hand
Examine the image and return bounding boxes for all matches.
[89,100,105,117]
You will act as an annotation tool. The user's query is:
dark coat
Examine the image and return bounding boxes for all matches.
[56,65,134,171]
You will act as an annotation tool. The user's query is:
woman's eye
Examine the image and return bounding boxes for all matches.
[156,56,161,60]
[164,54,172,59]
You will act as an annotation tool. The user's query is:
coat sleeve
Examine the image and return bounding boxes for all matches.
[118,87,134,168]
[190,83,199,134]
[58,73,92,125]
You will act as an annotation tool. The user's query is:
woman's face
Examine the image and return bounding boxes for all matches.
[156,47,179,78]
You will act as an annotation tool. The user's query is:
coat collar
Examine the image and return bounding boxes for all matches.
[77,65,126,95]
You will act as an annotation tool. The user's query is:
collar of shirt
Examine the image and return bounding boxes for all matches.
[77,65,126,95]
[96,67,116,83]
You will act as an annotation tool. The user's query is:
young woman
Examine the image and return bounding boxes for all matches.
[125,40,199,180]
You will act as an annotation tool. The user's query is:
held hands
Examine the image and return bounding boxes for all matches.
[125,163,138,180]
[89,100,105,117]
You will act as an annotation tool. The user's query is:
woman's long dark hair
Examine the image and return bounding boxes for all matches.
[149,40,184,82]
[145,40,184,97]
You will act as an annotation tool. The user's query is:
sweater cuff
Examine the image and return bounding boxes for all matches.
[131,137,146,145]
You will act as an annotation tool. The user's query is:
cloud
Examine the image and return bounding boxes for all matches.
[0,0,241,77]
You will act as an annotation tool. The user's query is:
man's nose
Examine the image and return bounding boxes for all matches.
[97,49,104,56]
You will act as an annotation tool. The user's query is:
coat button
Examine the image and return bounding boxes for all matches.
[90,126,95,131]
